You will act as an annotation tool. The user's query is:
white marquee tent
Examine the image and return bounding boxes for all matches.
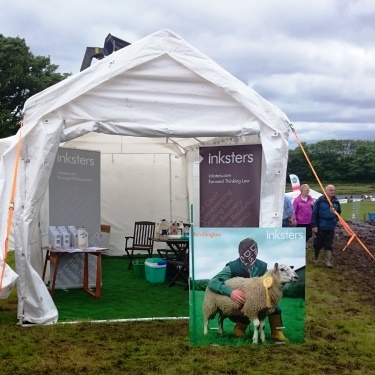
[0,29,290,325]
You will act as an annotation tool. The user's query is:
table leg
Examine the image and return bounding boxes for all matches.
[83,253,89,291]
[42,250,49,281]
[50,253,60,297]
[83,252,103,298]
[95,254,102,298]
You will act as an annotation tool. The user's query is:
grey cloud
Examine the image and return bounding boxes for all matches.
[1,0,374,145]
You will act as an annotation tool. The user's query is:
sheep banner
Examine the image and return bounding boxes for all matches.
[190,227,306,346]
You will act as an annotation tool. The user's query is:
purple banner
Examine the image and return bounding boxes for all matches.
[199,144,262,227]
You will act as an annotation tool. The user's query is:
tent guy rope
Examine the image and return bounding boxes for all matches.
[288,122,374,261]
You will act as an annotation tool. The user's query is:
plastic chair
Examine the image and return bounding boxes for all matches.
[125,221,155,269]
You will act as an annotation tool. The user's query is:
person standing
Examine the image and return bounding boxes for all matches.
[207,238,288,342]
[283,194,296,227]
[311,184,341,267]
[293,184,314,242]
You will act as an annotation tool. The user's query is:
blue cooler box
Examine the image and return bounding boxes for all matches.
[145,258,167,283]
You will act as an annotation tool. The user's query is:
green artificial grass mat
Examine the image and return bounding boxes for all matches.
[54,255,189,321]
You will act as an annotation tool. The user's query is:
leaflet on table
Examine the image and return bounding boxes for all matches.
[53,247,105,252]
[53,247,83,253]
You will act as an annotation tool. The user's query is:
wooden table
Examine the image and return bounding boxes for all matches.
[42,247,108,298]
[153,237,189,261]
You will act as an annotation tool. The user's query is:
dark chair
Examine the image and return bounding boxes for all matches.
[166,249,189,290]
[125,221,155,269]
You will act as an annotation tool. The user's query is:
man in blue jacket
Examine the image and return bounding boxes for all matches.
[311,184,341,267]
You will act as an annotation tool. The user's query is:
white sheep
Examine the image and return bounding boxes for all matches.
[203,263,298,344]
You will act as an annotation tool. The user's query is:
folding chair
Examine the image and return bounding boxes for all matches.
[124,221,155,269]
[166,249,189,290]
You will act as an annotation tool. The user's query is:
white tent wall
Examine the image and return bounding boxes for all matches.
[0,29,290,324]
[3,119,63,324]
[61,134,190,256]
[0,136,17,250]
[100,153,188,255]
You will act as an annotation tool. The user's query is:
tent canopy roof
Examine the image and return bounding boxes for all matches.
[21,29,288,150]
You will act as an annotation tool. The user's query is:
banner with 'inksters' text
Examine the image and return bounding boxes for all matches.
[199,144,262,227]
[190,227,306,346]
[49,147,101,289]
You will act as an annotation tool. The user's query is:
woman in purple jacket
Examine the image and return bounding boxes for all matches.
[293,184,314,242]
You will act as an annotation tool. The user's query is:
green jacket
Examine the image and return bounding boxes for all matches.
[207,258,268,296]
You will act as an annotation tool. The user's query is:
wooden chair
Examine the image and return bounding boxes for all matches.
[125,221,155,269]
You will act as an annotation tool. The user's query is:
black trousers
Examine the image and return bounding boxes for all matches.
[313,229,335,251]
[297,223,312,242]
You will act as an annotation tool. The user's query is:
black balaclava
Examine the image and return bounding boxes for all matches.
[238,238,258,271]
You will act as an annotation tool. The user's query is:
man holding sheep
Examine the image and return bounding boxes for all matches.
[207,237,288,342]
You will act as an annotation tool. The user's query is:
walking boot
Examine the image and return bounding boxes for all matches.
[233,322,249,337]
[325,250,333,268]
[268,312,288,342]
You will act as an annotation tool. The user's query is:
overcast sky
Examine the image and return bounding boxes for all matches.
[1,0,374,148]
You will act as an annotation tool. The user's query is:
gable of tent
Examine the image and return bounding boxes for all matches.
[0,29,290,325]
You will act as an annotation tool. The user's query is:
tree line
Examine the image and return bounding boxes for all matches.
[287,140,375,183]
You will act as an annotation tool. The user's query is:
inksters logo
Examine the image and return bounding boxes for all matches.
[56,151,95,166]
[208,151,254,164]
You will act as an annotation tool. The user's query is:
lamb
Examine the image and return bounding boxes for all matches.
[203,263,298,344]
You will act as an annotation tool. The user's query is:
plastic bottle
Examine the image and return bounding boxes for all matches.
[155,222,160,240]
[177,221,184,236]
[77,227,88,249]
[160,219,169,240]
[171,221,178,235]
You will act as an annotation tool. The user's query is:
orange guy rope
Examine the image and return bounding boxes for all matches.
[288,122,375,261]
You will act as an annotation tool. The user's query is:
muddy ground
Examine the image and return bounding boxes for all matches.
[319,220,375,300]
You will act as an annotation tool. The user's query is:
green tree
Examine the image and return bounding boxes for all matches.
[347,141,375,182]
[287,139,375,184]
[287,143,314,182]
[0,34,70,137]
[305,140,356,182]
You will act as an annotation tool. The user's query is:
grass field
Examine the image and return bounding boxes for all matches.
[340,200,375,221]
[307,182,375,195]
[1,242,375,374]
[1,183,374,374]
[286,183,375,221]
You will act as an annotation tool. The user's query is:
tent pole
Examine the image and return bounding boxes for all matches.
[169,154,172,221]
